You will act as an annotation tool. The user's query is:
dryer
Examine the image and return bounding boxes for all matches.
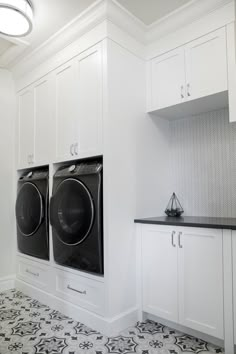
[15,168,49,260]
[50,161,103,275]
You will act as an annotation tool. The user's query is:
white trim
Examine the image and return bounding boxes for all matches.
[223,229,235,353]
[0,275,15,291]
[15,279,138,336]
[9,0,235,81]
[147,1,235,60]
[147,313,224,348]
[147,0,233,43]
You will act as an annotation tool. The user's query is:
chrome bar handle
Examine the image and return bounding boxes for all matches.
[74,142,78,155]
[178,232,183,248]
[187,83,191,97]
[26,269,39,277]
[67,285,86,295]
[181,85,184,99]
[70,144,74,156]
[171,231,176,247]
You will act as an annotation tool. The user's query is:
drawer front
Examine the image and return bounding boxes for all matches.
[54,270,105,316]
[17,257,50,290]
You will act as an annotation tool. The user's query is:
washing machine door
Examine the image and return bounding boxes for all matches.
[16,182,43,237]
[50,178,94,245]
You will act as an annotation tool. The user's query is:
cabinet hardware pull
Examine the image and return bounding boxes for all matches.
[67,285,86,295]
[187,83,191,97]
[74,143,78,155]
[171,231,176,247]
[70,144,74,156]
[178,232,183,248]
[26,269,39,277]
[181,85,184,99]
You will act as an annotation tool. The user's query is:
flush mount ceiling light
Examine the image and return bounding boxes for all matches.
[0,0,33,37]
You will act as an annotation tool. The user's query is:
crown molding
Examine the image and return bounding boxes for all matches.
[0,35,29,68]
[10,0,235,81]
[147,0,233,43]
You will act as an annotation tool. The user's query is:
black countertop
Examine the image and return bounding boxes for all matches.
[134,216,236,230]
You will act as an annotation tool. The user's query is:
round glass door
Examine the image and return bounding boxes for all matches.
[51,178,94,245]
[16,182,43,236]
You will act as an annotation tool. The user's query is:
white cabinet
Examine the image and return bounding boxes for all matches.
[53,268,105,316]
[34,75,54,165]
[55,59,77,162]
[75,45,103,158]
[147,27,228,114]
[178,228,223,338]
[18,87,34,167]
[140,225,224,339]
[18,73,54,169]
[185,28,227,101]
[148,48,185,110]
[142,226,178,322]
[55,43,103,162]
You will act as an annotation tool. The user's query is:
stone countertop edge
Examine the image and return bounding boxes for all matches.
[134,216,236,230]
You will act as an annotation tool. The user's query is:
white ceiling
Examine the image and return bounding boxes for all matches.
[117,0,191,25]
[0,0,191,68]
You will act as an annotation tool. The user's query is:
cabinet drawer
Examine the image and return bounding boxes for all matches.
[54,269,105,316]
[16,256,51,290]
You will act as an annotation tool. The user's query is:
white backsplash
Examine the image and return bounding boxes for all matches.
[170,108,236,217]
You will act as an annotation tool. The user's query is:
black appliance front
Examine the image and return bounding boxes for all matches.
[15,169,49,260]
[50,161,103,275]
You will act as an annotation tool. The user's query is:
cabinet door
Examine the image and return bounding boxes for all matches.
[34,74,54,165]
[75,44,103,158]
[185,28,227,100]
[18,87,34,168]
[149,47,185,111]
[55,60,76,162]
[142,225,178,322]
[178,228,223,338]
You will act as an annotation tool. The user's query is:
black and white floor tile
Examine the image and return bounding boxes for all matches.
[0,289,224,354]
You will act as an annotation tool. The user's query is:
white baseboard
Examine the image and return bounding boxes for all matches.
[146,313,224,348]
[0,275,15,292]
[15,279,138,336]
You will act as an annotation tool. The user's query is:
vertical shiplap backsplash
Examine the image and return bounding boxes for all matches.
[170,108,236,217]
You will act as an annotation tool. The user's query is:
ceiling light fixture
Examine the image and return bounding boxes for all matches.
[0,0,33,37]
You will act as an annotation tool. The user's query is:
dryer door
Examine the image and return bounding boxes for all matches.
[16,182,43,237]
[50,178,94,245]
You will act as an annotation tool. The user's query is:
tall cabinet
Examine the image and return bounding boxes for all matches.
[17,43,103,168]
[15,38,144,335]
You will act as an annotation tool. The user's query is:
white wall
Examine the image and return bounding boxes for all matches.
[0,69,16,280]
[170,108,236,217]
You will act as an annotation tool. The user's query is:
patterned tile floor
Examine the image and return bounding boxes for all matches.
[0,289,224,354]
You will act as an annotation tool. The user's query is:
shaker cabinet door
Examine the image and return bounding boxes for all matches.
[185,27,227,101]
[75,43,103,158]
[34,74,54,165]
[148,47,185,111]
[55,60,77,162]
[178,227,224,339]
[18,88,34,168]
[142,225,178,323]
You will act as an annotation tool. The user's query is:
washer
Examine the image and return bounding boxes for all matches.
[50,161,103,275]
[15,168,49,260]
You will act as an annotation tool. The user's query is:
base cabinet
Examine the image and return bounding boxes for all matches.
[140,225,224,339]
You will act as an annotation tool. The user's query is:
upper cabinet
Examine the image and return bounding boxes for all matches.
[185,28,227,101]
[17,73,54,169]
[55,43,103,162]
[149,47,185,110]
[17,43,103,169]
[147,27,228,118]
[18,88,34,168]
